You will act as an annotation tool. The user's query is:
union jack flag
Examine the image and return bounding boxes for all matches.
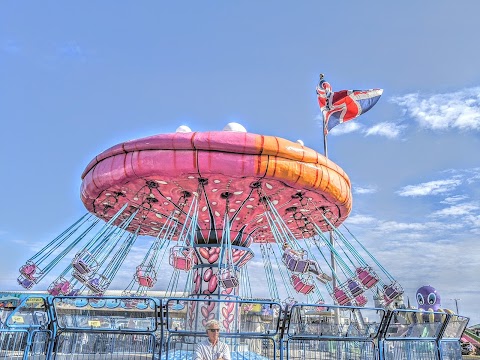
[316,75,383,134]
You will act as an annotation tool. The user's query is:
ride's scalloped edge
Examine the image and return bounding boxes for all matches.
[81,131,350,188]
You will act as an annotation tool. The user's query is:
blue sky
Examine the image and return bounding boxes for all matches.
[1,2,479,324]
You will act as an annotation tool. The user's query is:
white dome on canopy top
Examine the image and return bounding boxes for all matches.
[176,125,192,133]
[223,122,247,132]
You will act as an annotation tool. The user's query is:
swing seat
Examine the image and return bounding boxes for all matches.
[17,275,34,289]
[346,278,364,297]
[169,247,195,271]
[86,277,105,294]
[282,251,309,273]
[316,273,333,284]
[291,274,315,295]
[332,286,352,305]
[218,268,239,289]
[59,280,71,294]
[355,267,379,289]
[72,270,89,284]
[48,287,61,296]
[72,251,99,275]
[354,294,368,307]
[19,263,37,280]
[138,276,155,288]
[72,258,91,275]
[315,300,327,312]
[135,267,157,288]
[67,289,80,296]
[382,282,403,305]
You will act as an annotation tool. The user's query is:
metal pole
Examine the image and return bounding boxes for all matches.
[450,298,460,314]
[319,74,340,323]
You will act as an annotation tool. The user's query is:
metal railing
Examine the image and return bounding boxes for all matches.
[0,295,469,360]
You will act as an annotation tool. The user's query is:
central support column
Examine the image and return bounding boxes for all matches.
[185,244,254,332]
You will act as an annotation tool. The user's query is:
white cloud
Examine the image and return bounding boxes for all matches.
[397,179,462,197]
[430,202,479,218]
[391,88,480,131]
[364,122,405,139]
[441,195,469,204]
[345,214,377,225]
[326,120,405,139]
[328,121,362,135]
[353,185,378,194]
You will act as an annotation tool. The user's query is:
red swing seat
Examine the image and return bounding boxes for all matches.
[315,300,327,312]
[169,247,195,271]
[332,286,352,305]
[291,274,315,295]
[354,294,368,307]
[135,266,157,288]
[355,267,379,289]
[48,278,72,296]
[19,262,38,280]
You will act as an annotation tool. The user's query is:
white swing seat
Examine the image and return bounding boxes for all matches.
[72,251,99,275]
[218,268,239,289]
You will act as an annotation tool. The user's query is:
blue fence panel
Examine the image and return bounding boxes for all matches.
[54,331,157,359]
[439,340,462,360]
[164,334,276,360]
[0,329,29,359]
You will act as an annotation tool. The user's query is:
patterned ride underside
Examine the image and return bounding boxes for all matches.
[80,131,352,243]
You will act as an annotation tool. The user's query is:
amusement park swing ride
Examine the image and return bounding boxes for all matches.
[16,75,404,324]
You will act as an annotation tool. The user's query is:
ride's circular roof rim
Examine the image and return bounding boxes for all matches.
[79,130,353,230]
[81,131,350,186]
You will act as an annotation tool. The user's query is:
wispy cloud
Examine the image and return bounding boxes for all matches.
[326,119,405,139]
[430,202,479,218]
[397,179,462,197]
[353,185,378,194]
[390,88,480,131]
[328,121,362,135]
[441,195,469,204]
[397,168,480,198]
[364,122,406,139]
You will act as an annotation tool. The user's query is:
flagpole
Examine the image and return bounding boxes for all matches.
[319,74,339,322]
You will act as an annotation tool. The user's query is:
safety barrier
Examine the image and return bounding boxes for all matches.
[379,309,469,360]
[0,295,469,360]
[284,304,384,360]
[51,296,160,359]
